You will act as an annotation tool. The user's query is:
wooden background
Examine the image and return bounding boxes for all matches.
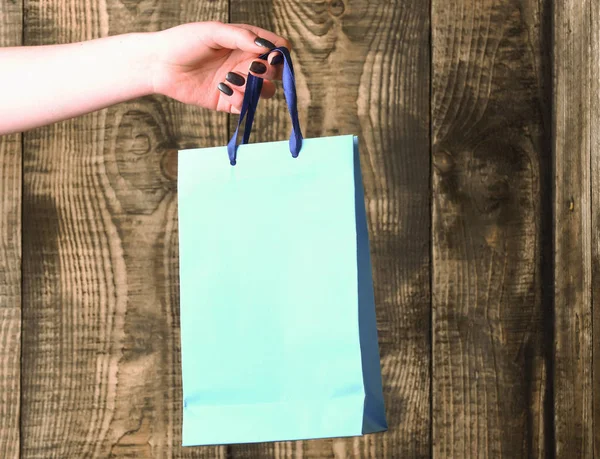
[0,0,598,457]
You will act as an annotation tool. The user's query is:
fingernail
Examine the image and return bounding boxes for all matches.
[218,82,233,96]
[254,37,276,49]
[250,61,267,74]
[225,72,245,86]
[270,54,283,65]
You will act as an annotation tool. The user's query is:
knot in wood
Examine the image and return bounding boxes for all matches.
[131,134,151,156]
[433,151,455,174]
[472,177,510,214]
[161,149,178,181]
[487,178,509,201]
[328,0,345,17]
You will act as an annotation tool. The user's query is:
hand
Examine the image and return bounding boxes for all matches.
[149,22,291,114]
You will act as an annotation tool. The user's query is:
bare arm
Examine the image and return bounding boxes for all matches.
[0,22,290,135]
[0,33,153,134]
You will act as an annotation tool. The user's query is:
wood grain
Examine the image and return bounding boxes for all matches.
[229,0,431,457]
[431,0,552,457]
[14,0,600,456]
[0,1,22,457]
[554,0,595,457]
[21,0,228,457]
[592,1,600,456]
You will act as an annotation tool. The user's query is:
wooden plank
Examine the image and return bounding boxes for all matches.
[0,1,22,457]
[20,1,228,457]
[592,1,600,456]
[431,0,551,457]
[229,1,430,457]
[554,0,595,457]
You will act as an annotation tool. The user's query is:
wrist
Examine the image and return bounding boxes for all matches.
[116,32,158,98]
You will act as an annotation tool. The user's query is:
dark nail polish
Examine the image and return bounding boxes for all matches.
[225,72,245,86]
[271,54,283,65]
[218,82,233,96]
[250,61,267,74]
[254,37,276,49]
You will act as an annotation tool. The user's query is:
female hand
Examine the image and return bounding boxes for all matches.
[0,21,287,134]
[150,22,291,114]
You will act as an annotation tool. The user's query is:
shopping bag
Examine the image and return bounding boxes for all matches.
[178,47,387,446]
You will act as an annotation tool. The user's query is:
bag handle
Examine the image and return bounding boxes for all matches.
[227,46,304,165]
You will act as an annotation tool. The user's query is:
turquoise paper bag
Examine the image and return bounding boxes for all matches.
[177,47,387,446]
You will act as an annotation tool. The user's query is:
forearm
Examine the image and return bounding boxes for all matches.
[0,33,155,134]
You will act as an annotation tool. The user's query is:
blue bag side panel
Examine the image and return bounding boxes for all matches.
[353,137,388,434]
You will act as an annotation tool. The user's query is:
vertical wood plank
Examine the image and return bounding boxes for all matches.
[592,1,600,456]
[21,1,228,457]
[554,0,594,457]
[229,1,431,457]
[0,1,22,458]
[431,0,552,457]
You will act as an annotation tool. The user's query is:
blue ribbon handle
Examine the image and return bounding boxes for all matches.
[227,46,304,165]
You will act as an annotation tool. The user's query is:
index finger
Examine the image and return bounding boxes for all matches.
[230,23,292,51]
[203,22,275,54]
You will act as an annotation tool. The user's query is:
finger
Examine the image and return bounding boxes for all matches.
[204,21,276,53]
[229,58,282,82]
[228,75,276,100]
[246,59,280,81]
[225,71,247,89]
[259,80,277,99]
[217,82,244,113]
[268,51,284,66]
[267,52,284,79]
[231,23,292,51]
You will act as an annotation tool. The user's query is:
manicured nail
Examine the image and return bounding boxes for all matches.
[225,72,245,87]
[270,54,283,65]
[254,37,276,49]
[217,82,233,96]
[250,61,267,74]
